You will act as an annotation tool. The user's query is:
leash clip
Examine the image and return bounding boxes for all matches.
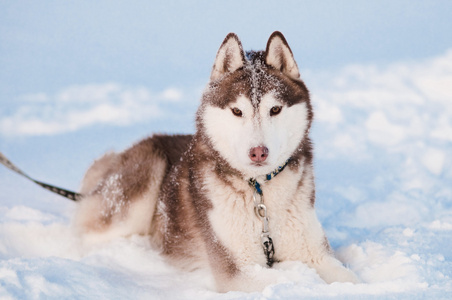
[252,189,274,266]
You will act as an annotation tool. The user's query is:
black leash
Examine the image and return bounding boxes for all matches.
[0,152,82,201]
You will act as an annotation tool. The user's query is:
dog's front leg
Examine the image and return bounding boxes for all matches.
[298,205,360,284]
[204,239,276,292]
[201,226,286,293]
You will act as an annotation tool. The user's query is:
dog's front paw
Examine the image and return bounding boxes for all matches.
[322,265,360,284]
[315,256,360,284]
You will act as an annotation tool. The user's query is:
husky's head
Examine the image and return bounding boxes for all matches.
[198,32,313,178]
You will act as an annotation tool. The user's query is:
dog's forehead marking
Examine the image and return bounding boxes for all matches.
[244,57,284,109]
[246,58,263,107]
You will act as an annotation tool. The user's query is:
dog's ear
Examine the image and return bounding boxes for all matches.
[211,33,245,81]
[265,31,300,79]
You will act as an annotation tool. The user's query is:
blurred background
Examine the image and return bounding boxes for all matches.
[1,0,451,227]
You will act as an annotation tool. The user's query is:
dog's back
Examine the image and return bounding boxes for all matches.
[75,134,192,241]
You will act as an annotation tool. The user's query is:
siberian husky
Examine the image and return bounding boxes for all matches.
[75,31,359,292]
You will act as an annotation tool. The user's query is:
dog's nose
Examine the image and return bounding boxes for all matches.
[249,146,269,162]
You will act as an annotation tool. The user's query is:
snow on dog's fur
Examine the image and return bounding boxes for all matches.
[74,31,359,292]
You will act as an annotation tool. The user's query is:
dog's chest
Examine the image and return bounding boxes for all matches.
[202,167,304,266]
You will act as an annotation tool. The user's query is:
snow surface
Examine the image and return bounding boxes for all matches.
[1,51,452,299]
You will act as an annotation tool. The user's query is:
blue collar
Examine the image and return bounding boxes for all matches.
[248,158,291,196]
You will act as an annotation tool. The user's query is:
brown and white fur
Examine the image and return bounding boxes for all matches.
[74,31,359,292]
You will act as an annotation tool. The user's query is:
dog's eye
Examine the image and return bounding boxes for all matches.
[231,107,243,117]
[270,106,282,116]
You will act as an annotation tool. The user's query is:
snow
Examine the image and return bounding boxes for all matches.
[1,51,452,299]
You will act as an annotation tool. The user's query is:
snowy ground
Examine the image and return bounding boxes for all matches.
[1,51,452,299]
